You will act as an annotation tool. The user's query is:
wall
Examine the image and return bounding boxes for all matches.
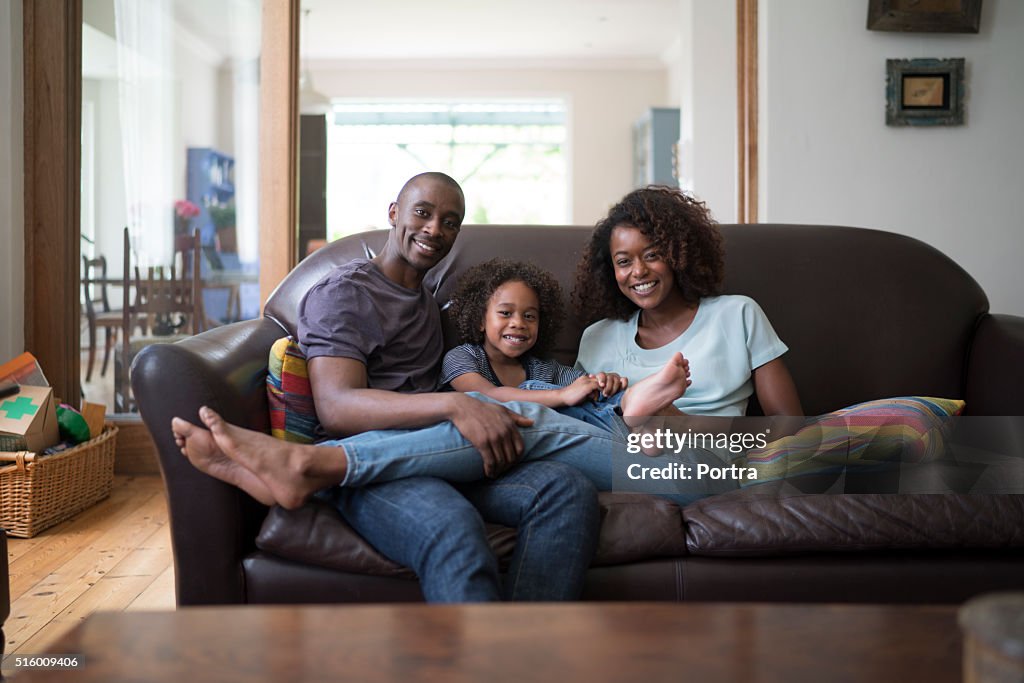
[759,0,1024,316]
[0,0,24,363]
[677,0,739,222]
[314,62,673,226]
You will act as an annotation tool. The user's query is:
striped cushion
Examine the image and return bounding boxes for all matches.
[743,396,965,484]
[267,337,319,443]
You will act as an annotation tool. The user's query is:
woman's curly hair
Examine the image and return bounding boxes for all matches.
[449,258,566,356]
[572,186,725,323]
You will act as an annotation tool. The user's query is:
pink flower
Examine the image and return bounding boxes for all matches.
[174,199,201,219]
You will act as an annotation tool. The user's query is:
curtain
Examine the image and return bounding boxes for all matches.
[114,0,174,269]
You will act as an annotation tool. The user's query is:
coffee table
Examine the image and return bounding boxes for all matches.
[9,602,961,682]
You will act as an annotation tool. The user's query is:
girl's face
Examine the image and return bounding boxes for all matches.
[481,280,540,361]
[609,224,680,312]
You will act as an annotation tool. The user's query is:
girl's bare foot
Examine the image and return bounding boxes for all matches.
[198,406,348,510]
[171,417,277,506]
[620,352,692,425]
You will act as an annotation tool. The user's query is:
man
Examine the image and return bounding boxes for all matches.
[174,172,615,602]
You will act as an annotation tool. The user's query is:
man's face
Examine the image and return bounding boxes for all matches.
[387,179,465,272]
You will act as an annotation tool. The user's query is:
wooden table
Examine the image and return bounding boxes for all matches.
[9,602,962,682]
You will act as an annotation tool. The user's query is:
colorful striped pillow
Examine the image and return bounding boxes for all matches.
[743,396,964,484]
[267,337,319,443]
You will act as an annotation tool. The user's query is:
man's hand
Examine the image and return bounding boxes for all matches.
[448,394,534,478]
[589,372,628,397]
[557,376,601,406]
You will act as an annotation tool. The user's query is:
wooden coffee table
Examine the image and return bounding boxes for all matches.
[9,602,961,682]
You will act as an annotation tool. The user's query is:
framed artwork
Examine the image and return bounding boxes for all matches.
[868,0,982,33]
[886,58,965,126]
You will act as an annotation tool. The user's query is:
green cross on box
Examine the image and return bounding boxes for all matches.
[1,395,38,421]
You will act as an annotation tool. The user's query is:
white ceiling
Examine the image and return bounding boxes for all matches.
[300,0,681,65]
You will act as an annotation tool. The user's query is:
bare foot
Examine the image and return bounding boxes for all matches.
[198,406,348,510]
[171,417,277,506]
[620,352,692,425]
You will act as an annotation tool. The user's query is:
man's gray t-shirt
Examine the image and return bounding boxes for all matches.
[297,259,443,394]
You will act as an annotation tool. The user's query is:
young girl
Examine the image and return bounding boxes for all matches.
[572,186,803,421]
[441,258,691,435]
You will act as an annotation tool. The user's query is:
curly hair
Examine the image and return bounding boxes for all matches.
[449,258,566,356]
[572,186,725,323]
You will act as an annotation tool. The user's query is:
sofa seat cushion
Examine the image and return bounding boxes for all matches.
[256,492,688,577]
[683,489,1024,557]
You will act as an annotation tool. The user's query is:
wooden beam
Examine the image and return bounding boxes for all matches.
[23,0,82,407]
[736,0,747,223]
[259,0,300,310]
[736,0,759,224]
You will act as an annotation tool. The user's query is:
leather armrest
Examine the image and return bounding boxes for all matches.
[966,313,1024,416]
[132,318,286,605]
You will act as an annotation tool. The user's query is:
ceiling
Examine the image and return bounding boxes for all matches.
[167,0,682,69]
[299,0,681,65]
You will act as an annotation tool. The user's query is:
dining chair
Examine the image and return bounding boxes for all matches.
[81,254,123,382]
[114,227,202,412]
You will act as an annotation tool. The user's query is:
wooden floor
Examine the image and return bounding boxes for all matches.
[5,475,174,655]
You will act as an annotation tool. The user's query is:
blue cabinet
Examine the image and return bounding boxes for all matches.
[186,147,235,249]
[632,108,680,188]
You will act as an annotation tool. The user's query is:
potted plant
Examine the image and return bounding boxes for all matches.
[208,201,237,253]
[173,199,201,250]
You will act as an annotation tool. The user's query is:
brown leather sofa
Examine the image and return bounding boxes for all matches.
[132,224,1024,606]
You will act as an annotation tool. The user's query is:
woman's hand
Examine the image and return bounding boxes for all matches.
[589,371,628,397]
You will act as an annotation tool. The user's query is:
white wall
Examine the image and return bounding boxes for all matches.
[1,0,25,364]
[314,62,673,226]
[677,0,738,222]
[759,0,1024,316]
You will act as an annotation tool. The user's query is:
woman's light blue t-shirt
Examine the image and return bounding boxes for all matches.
[574,295,787,417]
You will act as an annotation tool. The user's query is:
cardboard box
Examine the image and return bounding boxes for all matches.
[0,384,60,452]
[80,401,107,440]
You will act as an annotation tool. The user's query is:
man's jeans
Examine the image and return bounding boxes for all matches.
[325,393,732,503]
[318,394,734,601]
[319,461,599,602]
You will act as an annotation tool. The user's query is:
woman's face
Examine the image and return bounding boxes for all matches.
[609,224,679,312]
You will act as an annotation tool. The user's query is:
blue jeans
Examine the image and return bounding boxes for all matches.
[519,380,628,438]
[319,462,599,602]
[326,394,734,507]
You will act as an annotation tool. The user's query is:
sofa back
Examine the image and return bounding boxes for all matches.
[265,224,988,416]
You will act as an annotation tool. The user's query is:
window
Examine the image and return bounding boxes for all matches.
[326,99,567,239]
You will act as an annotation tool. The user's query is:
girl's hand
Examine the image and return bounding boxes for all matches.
[558,376,600,406]
[589,372,628,397]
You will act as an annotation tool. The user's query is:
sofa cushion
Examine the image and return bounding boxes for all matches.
[256,492,688,577]
[267,337,319,443]
[683,489,1024,557]
[743,396,965,485]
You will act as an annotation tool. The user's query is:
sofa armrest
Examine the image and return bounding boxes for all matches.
[966,313,1024,415]
[132,318,285,605]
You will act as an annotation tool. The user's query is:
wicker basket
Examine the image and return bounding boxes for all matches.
[0,425,118,538]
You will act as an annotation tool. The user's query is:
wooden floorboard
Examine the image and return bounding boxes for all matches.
[4,476,175,656]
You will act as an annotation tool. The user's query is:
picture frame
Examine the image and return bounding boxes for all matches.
[867,0,982,33]
[886,58,965,127]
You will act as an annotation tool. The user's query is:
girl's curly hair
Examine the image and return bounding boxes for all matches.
[449,258,566,356]
[572,186,725,323]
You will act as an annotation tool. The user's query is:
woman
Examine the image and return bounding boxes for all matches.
[573,186,803,421]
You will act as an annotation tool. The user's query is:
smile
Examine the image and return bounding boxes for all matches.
[413,239,440,255]
[631,281,658,294]
[502,335,529,345]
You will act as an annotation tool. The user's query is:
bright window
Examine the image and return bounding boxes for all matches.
[326,99,567,240]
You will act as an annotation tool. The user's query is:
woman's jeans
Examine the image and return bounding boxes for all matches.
[518,380,628,438]
[317,393,736,601]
